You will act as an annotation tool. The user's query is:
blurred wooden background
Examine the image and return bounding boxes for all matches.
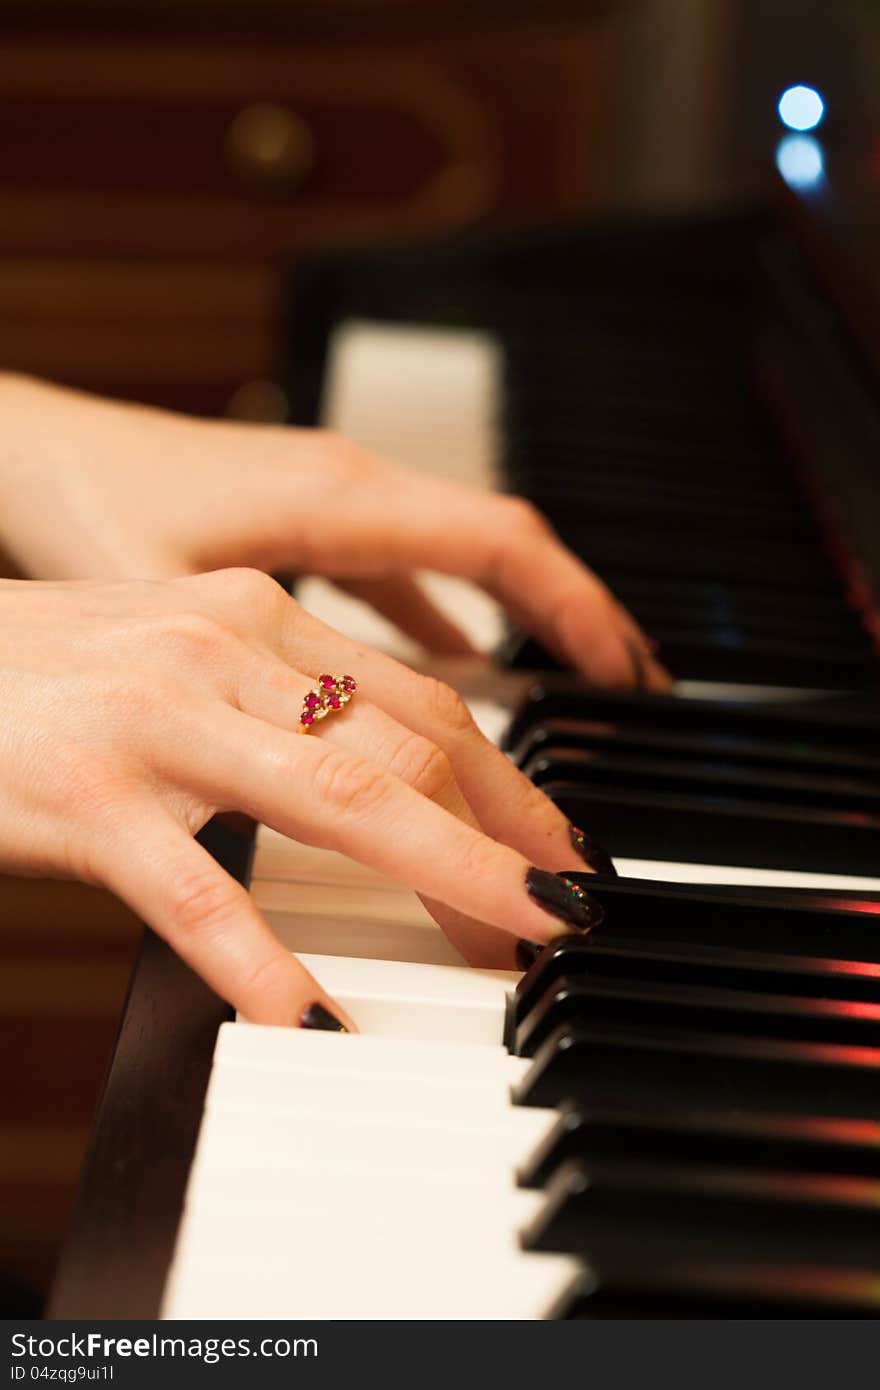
[0,0,617,419]
[0,0,621,1309]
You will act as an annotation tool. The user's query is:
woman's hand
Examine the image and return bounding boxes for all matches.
[0,569,612,1027]
[0,373,668,690]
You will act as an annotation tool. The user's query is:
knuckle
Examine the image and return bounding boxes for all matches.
[210,566,285,612]
[418,676,475,738]
[168,866,243,940]
[49,750,125,827]
[389,732,455,801]
[498,495,549,539]
[319,430,379,484]
[310,745,392,820]
[454,829,499,884]
[156,610,229,658]
[89,668,172,725]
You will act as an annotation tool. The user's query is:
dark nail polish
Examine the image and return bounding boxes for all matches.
[624,635,647,691]
[568,824,618,877]
[516,939,544,972]
[525,867,606,932]
[300,1002,348,1032]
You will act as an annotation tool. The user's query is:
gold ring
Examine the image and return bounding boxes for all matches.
[298,674,358,732]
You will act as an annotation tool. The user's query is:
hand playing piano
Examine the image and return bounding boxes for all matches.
[0,374,668,691]
[0,570,614,1028]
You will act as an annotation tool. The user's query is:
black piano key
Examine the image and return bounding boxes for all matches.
[523,482,818,540]
[634,638,876,688]
[513,1022,880,1118]
[542,780,880,875]
[521,1159,880,1269]
[512,882,880,1010]
[506,633,875,688]
[552,524,840,593]
[523,746,880,814]
[642,620,871,657]
[502,687,880,757]
[513,934,880,1028]
[510,717,880,781]
[514,976,880,1059]
[556,1260,880,1318]
[518,1104,880,1190]
[606,574,864,628]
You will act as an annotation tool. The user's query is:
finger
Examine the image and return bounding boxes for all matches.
[306,468,670,690]
[227,655,526,966]
[97,804,355,1029]
[160,699,605,956]
[334,575,479,656]
[238,648,502,962]
[271,615,611,876]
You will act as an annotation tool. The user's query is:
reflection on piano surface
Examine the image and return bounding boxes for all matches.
[51,149,880,1318]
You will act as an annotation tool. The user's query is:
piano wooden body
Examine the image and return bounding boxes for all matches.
[50,145,880,1319]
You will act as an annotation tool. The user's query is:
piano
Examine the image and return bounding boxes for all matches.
[50,141,880,1319]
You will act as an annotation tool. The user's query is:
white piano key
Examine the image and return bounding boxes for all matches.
[322,321,500,489]
[188,1146,541,1195]
[164,1244,582,1321]
[291,952,513,1044]
[166,1146,576,1320]
[616,857,880,892]
[215,1020,519,1078]
[251,876,429,924]
[252,878,463,966]
[251,833,404,888]
[203,1063,527,1120]
[183,1173,543,1237]
[191,1099,555,1161]
[298,321,504,657]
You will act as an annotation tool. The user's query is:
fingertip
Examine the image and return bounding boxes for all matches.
[299,999,357,1033]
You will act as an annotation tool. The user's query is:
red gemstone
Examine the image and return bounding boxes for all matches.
[319,674,336,690]
[328,693,342,708]
[304,691,320,708]
[301,711,315,725]
[342,676,357,692]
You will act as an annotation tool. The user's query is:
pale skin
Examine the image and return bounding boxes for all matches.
[0,373,670,1027]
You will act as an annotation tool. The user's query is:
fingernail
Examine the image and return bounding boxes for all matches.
[525,867,606,933]
[300,1002,348,1032]
[568,824,618,877]
[516,939,544,972]
[623,635,647,691]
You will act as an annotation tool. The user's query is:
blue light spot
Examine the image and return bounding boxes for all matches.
[775,134,825,190]
[778,84,825,132]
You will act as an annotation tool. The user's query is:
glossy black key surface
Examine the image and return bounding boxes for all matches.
[510,717,880,781]
[541,782,880,875]
[522,1159,880,1269]
[514,976,880,1058]
[513,1023,880,1118]
[556,1259,880,1318]
[512,881,880,1010]
[523,745,880,812]
[517,1104,880,1189]
[503,687,880,757]
[508,635,876,688]
[513,934,880,1029]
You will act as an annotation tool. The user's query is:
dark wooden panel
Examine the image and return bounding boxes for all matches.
[48,818,252,1318]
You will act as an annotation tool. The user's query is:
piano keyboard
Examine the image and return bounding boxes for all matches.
[161,320,880,1319]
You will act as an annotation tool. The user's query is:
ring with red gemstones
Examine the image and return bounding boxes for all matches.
[298,674,358,732]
